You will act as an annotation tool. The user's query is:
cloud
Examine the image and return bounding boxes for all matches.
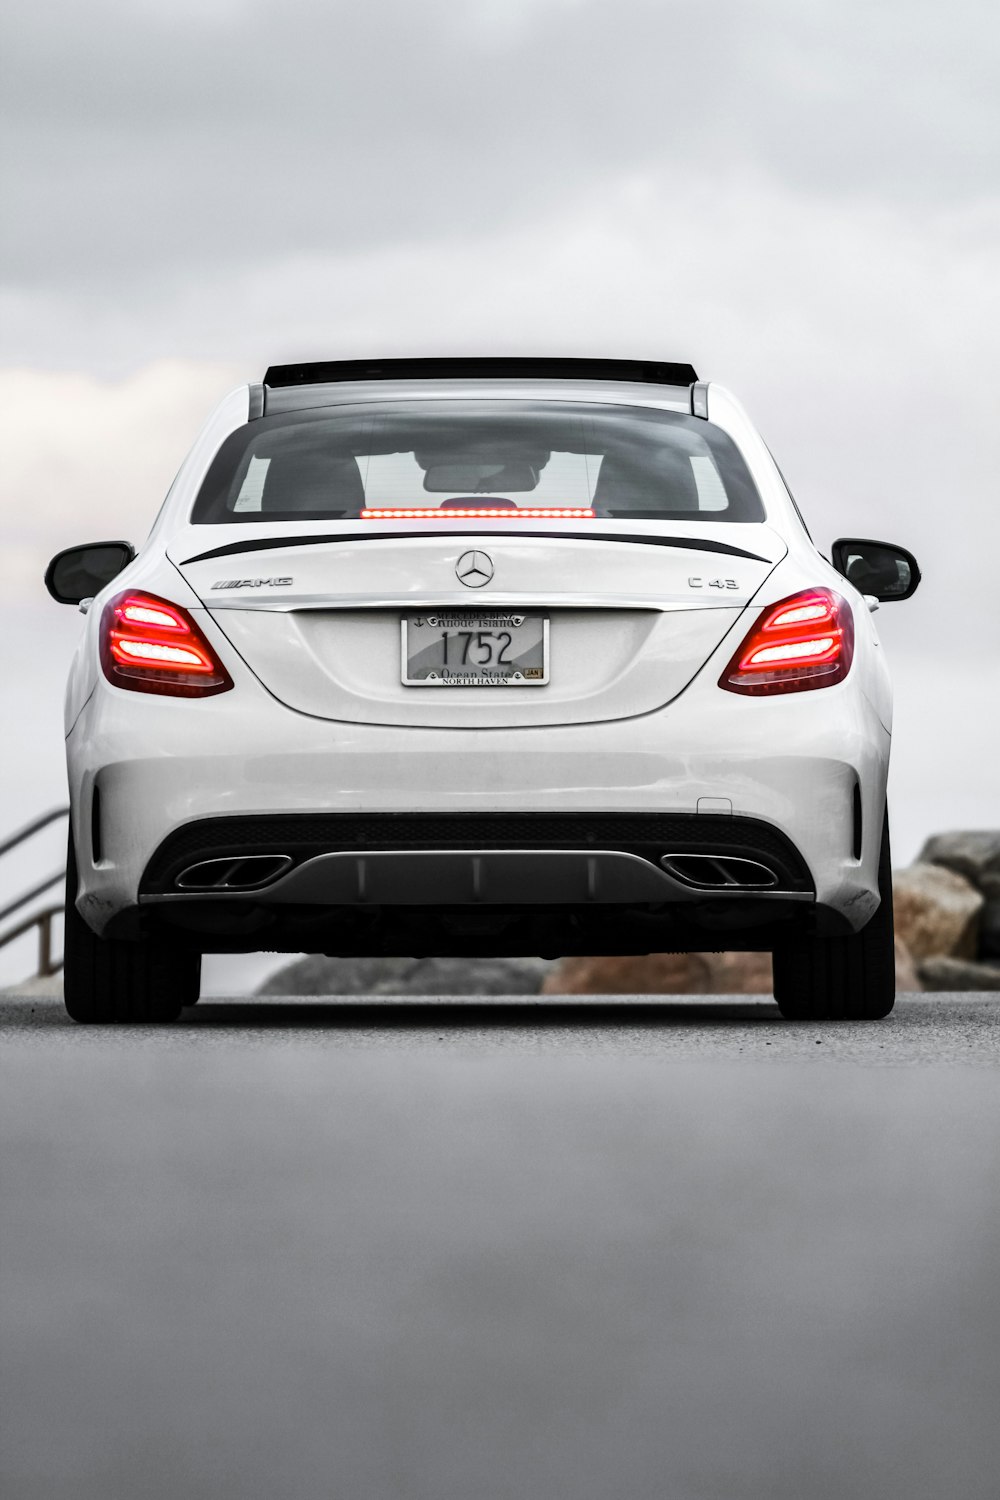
[3,0,997,302]
[1,361,241,595]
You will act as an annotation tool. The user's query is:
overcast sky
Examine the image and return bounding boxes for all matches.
[1,0,999,879]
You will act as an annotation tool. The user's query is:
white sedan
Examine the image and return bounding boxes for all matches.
[45,357,920,1023]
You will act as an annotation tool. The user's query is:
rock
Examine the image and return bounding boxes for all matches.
[893,936,921,992]
[918,831,1000,888]
[543,953,712,995]
[702,951,776,994]
[977,882,1000,954]
[543,939,920,996]
[256,953,556,996]
[917,956,1000,992]
[915,835,1000,961]
[892,863,982,961]
[541,951,774,995]
[262,937,921,1001]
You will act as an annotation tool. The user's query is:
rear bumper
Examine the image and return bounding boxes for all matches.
[68,666,890,942]
[130,809,821,956]
[140,810,814,897]
[136,818,823,954]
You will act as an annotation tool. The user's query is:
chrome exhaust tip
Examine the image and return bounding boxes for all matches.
[175,854,293,892]
[659,853,779,890]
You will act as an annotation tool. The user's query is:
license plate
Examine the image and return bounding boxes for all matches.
[402,611,549,686]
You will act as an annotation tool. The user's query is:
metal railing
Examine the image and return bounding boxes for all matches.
[0,807,69,980]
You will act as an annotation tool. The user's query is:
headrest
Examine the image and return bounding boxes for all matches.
[593,449,700,512]
[260,452,365,513]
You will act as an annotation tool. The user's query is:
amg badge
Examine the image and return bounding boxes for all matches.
[211,577,294,590]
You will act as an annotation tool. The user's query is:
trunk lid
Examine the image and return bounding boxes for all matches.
[169,523,785,728]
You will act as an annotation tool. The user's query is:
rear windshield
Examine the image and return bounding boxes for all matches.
[191,400,765,524]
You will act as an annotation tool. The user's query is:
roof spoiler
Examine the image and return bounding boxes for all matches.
[262,357,699,389]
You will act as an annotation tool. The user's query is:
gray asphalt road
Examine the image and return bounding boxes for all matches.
[3,993,1000,1500]
[4,990,1000,1064]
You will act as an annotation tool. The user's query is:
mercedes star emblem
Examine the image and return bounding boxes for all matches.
[456,550,494,588]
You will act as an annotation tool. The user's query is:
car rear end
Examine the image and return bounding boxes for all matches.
[66,358,890,985]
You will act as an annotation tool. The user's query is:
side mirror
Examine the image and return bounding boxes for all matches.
[830,537,921,602]
[44,541,136,605]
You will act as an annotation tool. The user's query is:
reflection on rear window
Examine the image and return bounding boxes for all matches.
[192,400,765,524]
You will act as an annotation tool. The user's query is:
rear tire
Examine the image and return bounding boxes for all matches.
[63,834,200,1024]
[772,812,895,1021]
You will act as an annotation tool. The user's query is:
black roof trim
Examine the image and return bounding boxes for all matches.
[181,531,766,568]
[263,357,698,390]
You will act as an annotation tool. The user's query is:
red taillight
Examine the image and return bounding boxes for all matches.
[719,588,855,696]
[100,591,233,697]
